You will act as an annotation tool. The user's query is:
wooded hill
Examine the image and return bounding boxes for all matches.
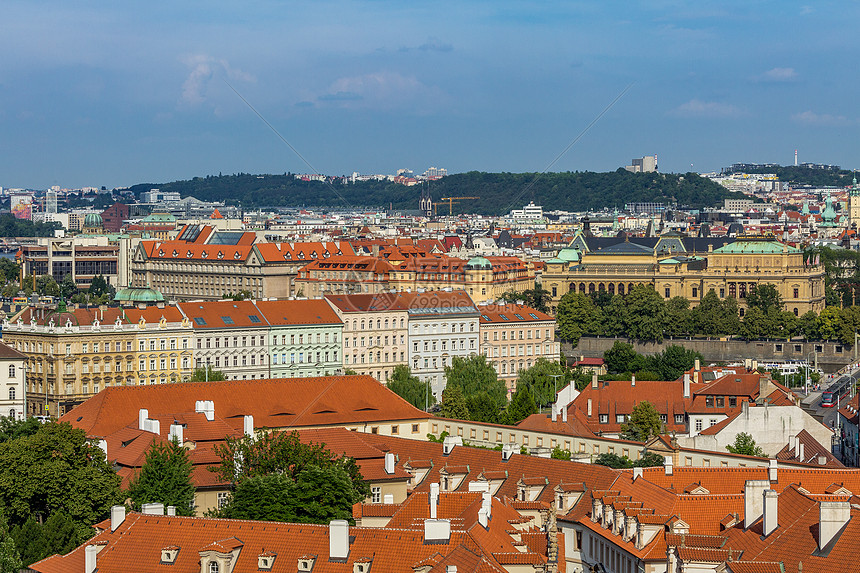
[127,169,747,215]
[725,165,856,188]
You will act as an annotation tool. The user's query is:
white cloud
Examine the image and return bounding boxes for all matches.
[791,110,852,127]
[760,67,797,82]
[180,55,255,106]
[317,71,444,111]
[671,99,742,118]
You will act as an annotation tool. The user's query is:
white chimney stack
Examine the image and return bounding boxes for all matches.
[383,494,394,504]
[664,456,673,476]
[243,415,254,437]
[384,452,396,475]
[478,507,488,528]
[85,545,99,573]
[587,399,592,417]
[138,408,148,431]
[110,505,126,532]
[631,374,635,387]
[329,520,350,560]
[430,482,440,519]
[167,506,176,516]
[633,467,643,480]
[591,372,598,388]
[744,480,770,529]
[551,403,558,422]
[798,442,805,462]
[819,500,851,550]
[562,406,568,423]
[763,489,778,536]
[683,373,691,398]
[141,502,165,515]
[424,518,451,542]
[168,423,183,444]
[482,490,492,519]
[768,459,778,482]
[468,481,489,492]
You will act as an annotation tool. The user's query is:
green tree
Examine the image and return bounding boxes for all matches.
[593,453,632,468]
[465,391,501,424]
[664,296,693,337]
[127,439,195,516]
[440,385,470,420]
[556,292,602,344]
[746,283,783,312]
[0,422,123,546]
[0,513,22,573]
[499,285,552,313]
[726,432,765,457]
[693,290,740,336]
[620,401,663,442]
[386,365,434,410]
[624,285,667,342]
[59,274,77,299]
[211,429,368,501]
[189,366,227,382]
[503,384,537,425]
[0,259,20,283]
[443,355,507,417]
[550,446,571,460]
[603,341,638,374]
[218,465,359,524]
[0,416,40,443]
[514,357,573,408]
[656,345,704,381]
[633,451,666,467]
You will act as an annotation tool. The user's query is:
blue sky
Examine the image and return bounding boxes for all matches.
[2,1,858,189]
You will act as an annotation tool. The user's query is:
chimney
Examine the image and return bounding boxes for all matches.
[752,359,758,371]
[694,359,701,382]
[587,399,593,417]
[85,545,99,573]
[631,374,636,387]
[664,456,673,475]
[424,519,451,543]
[478,507,488,528]
[243,415,254,437]
[798,442,805,462]
[551,403,558,422]
[141,502,165,515]
[446,567,457,573]
[384,452,396,474]
[205,401,214,421]
[383,494,394,504]
[633,467,643,480]
[683,373,691,398]
[744,480,770,528]
[591,372,598,388]
[138,408,148,431]
[482,491,492,520]
[763,489,778,536]
[768,459,778,482]
[167,506,176,516]
[429,482,440,519]
[819,500,851,550]
[168,423,183,444]
[442,435,462,455]
[562,406,568,423]
[329,520,350,560]
[110,505,126,532]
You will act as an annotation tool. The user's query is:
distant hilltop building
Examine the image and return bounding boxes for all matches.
[509,201,543,219]
[625,154,657,173]
[422,166,447,178]
[141,188,181,203]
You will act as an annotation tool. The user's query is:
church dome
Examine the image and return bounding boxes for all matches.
[83,213,103,228]
[113,287,165,304]
[465,256,492,270]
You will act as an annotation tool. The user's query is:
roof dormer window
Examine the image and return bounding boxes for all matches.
[217,251,224,259]
[258,552,277,570]
[160,546,180,564]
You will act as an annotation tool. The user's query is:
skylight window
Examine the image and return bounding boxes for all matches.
[514,314,524,320]
[499,314,509,321]
[193,317,207,326]
[248,315,261,323]
[529,313,540,320]
[221,316,234,325]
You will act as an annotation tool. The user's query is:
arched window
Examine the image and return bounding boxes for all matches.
[588,283,595,294]
[793,307,799,316]
[598,283,605,292]
[8,409,14,419]
[7,388,14,401]
[8,365,14,378]
[608,284,615,295]
[618,283,625,295]
[579,283,586,294]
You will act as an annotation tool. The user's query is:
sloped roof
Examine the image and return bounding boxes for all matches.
[254,299,342,326]
[60,375,429,438]
[476,304,554,324]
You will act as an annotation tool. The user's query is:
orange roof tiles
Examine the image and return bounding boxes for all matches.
[254,299,342,326]
[60,375,429,438]
[476,304,554,324]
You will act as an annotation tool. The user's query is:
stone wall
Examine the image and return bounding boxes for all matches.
[566,337,856,373]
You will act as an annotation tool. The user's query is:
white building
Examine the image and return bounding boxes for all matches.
[405,290,480,399]
[0,343,27,420]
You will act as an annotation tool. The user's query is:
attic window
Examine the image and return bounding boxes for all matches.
[514,314,524,320]
[193,317,207,326]
[323,251,330,258]
[248,315,261,323]
[297,556,315,571]
[499,314,509,321]
[311,251,318,258]
[234,251,241,259]
[284,252,292,260]
[529,313,539,319]
[298,251,305,259]
[161,547,180,564]
[259,553,277,570]
[172,250,178,258]
[217,251,224,259]
[186,250,193,258]
[201,251,208,259]
[221,316,235,325]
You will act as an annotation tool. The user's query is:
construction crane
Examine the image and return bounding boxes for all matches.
[439,196,479,216]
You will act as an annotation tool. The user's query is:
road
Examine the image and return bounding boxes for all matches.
[798,365,860,460]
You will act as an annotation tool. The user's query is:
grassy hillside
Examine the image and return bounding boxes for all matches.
[127,169,747,215]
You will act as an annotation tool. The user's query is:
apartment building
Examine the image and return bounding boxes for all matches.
[17,235,120,289]
[131,229,354,300]
[0,343,26,420]
[325,292,410,382]
[177,301,271,380]
[4,305,193,417]
[255,299,343,378]
[403,290,480,398]
[294,255,395,297]
[477,303,560,394]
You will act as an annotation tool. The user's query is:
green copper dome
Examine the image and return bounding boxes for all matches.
[465,256,492,270]
[83,213,103,228]
[113,287,165,303]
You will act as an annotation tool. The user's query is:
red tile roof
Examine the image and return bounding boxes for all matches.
[476,304,554,324]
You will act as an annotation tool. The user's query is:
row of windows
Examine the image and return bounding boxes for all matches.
[346,351,405,365]
[411,322,476,334]
[345,335,404,348]
[346,318,406,331]
[272,332,337,345]
[483,343,554,358]
[482,328,551,341]
[413,339,475,352]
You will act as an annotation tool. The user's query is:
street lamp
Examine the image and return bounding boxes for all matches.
[549,373,563,403]
[806,350,818,394]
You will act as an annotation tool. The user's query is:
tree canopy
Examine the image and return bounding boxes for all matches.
[726,432,766,457]
[620,402,663,442]
[386,365,435,410]
[127,439,195,515]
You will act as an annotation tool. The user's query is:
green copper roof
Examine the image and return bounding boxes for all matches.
[142,212,176,223]
[83,213,103,227]
[713,240,800,254]
[113,287,165,303]
[465,256,492,269]
[554,248,581,262]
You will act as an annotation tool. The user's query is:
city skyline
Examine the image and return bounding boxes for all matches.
[2,1,859,190]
